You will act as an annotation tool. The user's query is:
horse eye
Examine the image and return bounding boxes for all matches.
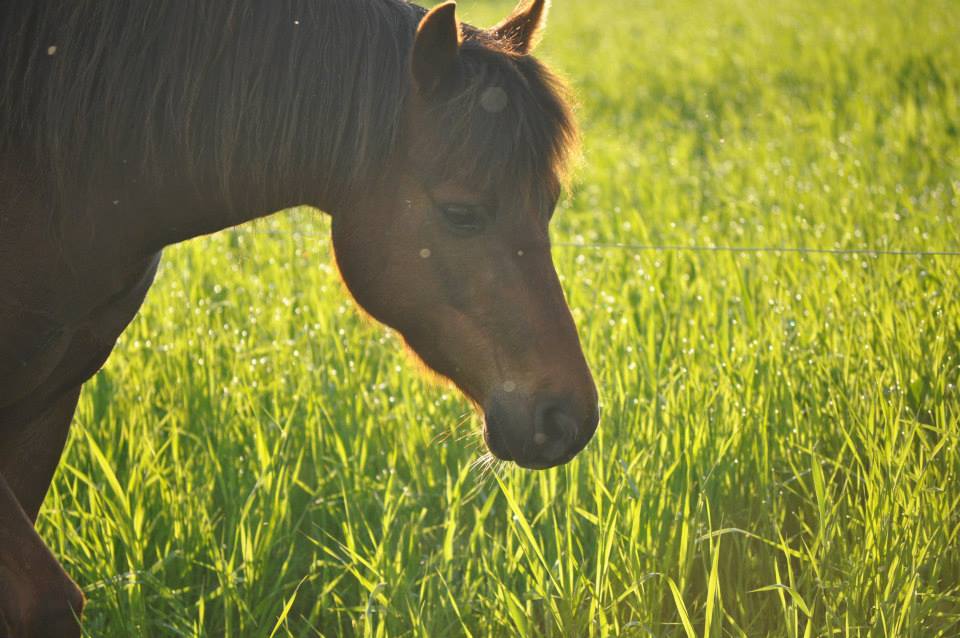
[440,204,487,235]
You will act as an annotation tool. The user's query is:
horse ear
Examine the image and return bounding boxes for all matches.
[492,0,549,55]
[412,2,462,99]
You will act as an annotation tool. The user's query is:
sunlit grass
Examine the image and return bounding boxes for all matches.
[38,0,960,635]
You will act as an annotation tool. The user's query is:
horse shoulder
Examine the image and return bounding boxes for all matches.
[1,226,160,419]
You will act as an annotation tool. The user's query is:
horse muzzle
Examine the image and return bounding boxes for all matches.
[483,391,599,469]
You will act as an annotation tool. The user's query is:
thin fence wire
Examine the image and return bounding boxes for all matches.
[237,229,960,259]
[550,241,960,258]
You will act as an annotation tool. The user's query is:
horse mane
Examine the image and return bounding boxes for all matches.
[0,0,576,212]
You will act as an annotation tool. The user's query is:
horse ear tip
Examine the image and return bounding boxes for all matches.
[491,0,550,54]
[432,1,457,17]
[419,1,458,31]
[521,0,549,16]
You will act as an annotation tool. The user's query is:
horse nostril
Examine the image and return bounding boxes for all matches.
[485,394,594,469]
[533,401,578,461]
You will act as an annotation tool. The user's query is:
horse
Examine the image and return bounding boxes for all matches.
[0,0,598,633]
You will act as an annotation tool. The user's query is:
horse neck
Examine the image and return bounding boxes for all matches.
[69,170,327,262]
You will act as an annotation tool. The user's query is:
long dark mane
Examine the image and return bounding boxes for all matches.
[0,0,576,211]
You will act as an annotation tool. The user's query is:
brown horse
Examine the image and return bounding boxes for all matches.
[0,0,598,634]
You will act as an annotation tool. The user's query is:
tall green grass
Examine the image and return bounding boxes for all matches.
[40,0,959,635]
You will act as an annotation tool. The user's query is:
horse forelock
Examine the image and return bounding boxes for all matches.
[410,33,578,210]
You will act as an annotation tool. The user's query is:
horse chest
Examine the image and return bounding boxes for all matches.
[0,253,161,413]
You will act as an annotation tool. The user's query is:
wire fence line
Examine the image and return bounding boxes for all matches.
[550,242,960,258]
[235,229,960,259]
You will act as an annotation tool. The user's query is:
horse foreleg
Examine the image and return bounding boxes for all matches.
[0,474,84,638]
[0,387,84,637]
[0,386,82,522]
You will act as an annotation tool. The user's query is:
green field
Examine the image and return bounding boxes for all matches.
[45,0,960,635]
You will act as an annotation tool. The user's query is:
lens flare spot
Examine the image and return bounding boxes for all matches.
[480,86,508,113]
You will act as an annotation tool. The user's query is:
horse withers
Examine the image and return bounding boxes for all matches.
[0,0,598,633]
